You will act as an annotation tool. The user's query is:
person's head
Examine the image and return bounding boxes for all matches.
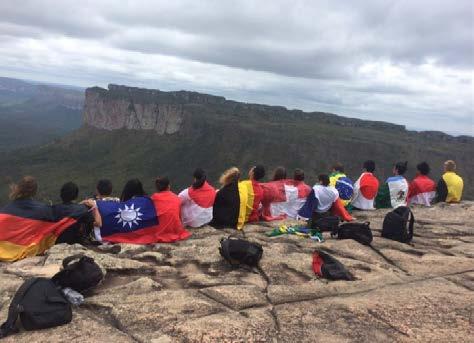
[363,160,376,173]
[155,177,170,192]
[272,166,287,181]
[393,161,408,176]
[444,160,456,172]
[219,167,241,186]
[416,162,430,176]
[249,165,265,181]
[9,176,38,201]
[318,174,330,187]
[96,179,113,197]
[60,182,79,203]
[120,179,145,202]
[293,168,305,181]
[332,162,344,173]
[192,168,206,189]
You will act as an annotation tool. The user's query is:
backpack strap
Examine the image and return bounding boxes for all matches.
[0,278,40,338]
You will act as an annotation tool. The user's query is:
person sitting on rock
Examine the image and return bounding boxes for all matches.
[271,166,287,181]
[298,174,353,222]
[95,179,120,201]
[260,168,311,220]
[178,168,216,228]
[94,177,145,242]
[210,167,241,229]
[351,160,380,210]
[407,162,436,206]
[151,177,191,241]
[53,181,101,245]
[329,163,354,207]
[0,177,96,261]
[436,160,464,203]
[211,165,265,230]
[120,178,147,202]
[236,165,266,229]
[375,161,409,209]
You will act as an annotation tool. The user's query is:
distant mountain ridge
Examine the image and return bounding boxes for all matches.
[0,77,84,151]
[0,82,472,204]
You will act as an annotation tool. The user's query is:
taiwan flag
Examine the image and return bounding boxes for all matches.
[97,197,161,244]
[97,196,190,244]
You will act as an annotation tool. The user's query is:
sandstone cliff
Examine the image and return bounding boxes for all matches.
[83,84,415,135]
[83,84,229,134]
[0,203,473,342]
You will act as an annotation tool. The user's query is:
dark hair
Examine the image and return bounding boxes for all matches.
[97,179,113,196]
[293,168,305,181]
[120,179,145,202]
[9,176,38,200]
[253,165,265,181]
[155,177,170,192]
[394,161,408,175]
[272,166,287,181]
[332,162,344,173]
[417,162,430,175]
[192,168,206,189]
[60,182,79,203]
[318,174,330,187]
[363,160,376,173]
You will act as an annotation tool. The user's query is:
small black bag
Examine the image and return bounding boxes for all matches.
[219,236,263,267]
[310,214,340,232]
[333,222,373,245]
[312,250,355,281]
[382,206,415,243]
[52,254,104,293]
[0,278,72,338]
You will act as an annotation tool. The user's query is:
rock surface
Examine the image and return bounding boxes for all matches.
[1,202,473,342]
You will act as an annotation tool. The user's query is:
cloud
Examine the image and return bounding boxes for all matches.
[0,0,472,135]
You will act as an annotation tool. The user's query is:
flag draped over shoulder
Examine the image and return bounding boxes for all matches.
[375,176,408,209]
[298,186,353,222]
[329,172,354,207]
[237,180,262,230]
[0,200,76,262]
[408,175,436,206]
[98,195,190,244]
[211,182,240,229]
[351,172,379,210]
[179,182,216,228]
[261,180,311,220]
[151,191,191,242]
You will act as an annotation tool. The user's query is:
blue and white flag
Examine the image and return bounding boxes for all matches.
[97,197,159,242]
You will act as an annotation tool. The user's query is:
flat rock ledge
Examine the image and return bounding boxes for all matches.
[1,202,473,342]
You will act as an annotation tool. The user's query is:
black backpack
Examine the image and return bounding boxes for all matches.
[312,250,355,281]
[333,222,373,245]
[310,215,340,232]
[382,206,415,243]
[219,236,263,267]
[52,254,104,293]
[0,278,72,338]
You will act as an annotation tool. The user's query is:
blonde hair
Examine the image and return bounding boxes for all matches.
[219,167,240,186]
[10,176,38,200]
[444,160,456,172]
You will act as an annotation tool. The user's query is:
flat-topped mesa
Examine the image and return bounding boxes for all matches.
[84,84,410,135]
[83,84,225,134]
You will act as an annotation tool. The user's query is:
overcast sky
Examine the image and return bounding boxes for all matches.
[0,0,473,135]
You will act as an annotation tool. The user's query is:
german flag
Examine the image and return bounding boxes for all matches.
[0,201,76,262]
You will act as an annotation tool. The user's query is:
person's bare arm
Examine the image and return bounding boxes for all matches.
[81,199,102,227]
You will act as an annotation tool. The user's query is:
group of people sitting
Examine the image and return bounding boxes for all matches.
[0,159,464,261]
